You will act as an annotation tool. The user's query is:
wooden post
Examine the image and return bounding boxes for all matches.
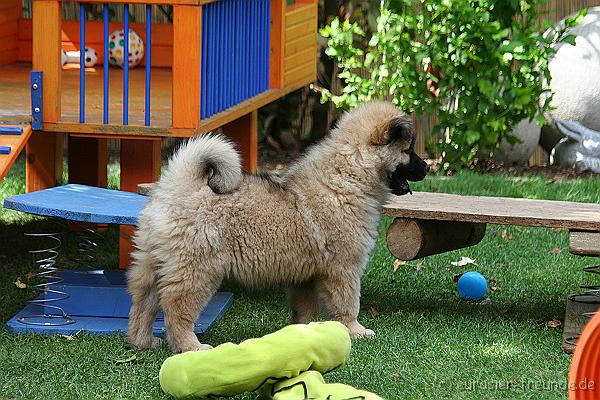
[222,111,258,173]
[172,5,201,128]
[68,136,108,187]
[27,0,63,192]
[569,231,600,256]
[270,0,285,88]
[387,218,486,261]
[26,132,63,192]
[32,0,61,122]
[119,139,161,269]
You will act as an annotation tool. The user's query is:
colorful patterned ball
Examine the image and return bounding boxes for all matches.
[108,29,144,68]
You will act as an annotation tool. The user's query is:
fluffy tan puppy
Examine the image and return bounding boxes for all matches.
[127,101,427,353]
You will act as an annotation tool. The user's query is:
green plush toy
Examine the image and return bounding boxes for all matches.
[159,321,351,398]
[261,370,384,400]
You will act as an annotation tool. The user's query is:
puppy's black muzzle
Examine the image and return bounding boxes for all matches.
[390,150,429,196]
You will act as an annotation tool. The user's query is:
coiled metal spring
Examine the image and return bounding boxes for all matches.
[72,226,103,267]
[17,231,75,326]
[564,265,600,347]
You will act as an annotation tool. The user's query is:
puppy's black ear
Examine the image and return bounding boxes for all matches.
[372,116,413,146]
[386,116,413,145]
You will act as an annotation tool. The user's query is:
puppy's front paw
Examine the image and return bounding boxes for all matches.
[350,327,375,339]
[194,343,213,351]
[347,321,376,339]
[178,343,214,353]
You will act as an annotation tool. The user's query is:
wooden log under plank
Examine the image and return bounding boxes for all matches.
[569,231,600,257]
[387,218,486,261]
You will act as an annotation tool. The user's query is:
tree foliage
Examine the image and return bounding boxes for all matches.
[321,0,586,169]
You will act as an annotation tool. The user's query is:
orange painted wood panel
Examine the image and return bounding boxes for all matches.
[0,0,21,11]
[26,131,64,192]
[222,111,258,173]
[285,3,316,27]
[284,46,316,72]
[18,19,174,67]
[0,1,20,65]
[0,49,19,66]
[44,122,195,137]
[284,35,314,57]
[0,125,31,181]
[0,37,18,53]
[18,40,173,67]
[20,19,172,45]
[285,19,315,42]
[68,135,108,187]
[0,7,20,25]
[32,0,62,122]
[284,61,316,87]
[172,5,201,128]
[119,138,161,268]
[270,0,285,89]
[69,0,203,5]
[0,21,19,39]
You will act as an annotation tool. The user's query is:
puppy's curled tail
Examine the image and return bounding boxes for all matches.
[164,134,242,194]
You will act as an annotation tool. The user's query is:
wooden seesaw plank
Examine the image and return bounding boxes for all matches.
[569,231,600,256]
[383,192,600,231]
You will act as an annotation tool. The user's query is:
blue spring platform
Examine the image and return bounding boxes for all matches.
[3,184,234,336]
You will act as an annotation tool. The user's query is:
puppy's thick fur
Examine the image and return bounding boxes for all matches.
[127,101,426,353]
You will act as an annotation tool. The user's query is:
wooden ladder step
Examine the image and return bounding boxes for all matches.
[0,124,32,181]
[0,126,23,135]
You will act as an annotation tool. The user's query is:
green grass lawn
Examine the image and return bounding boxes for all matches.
[1,156,600,399]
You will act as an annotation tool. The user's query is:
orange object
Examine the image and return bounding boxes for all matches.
[0,0,19,66]
[568,311,600,399]
[172,5,202,129]
[68,136,108,187]
[119,139,161,269]
[26,131,64,192]
[222,110,258,173]
[32,0,62,123]
[0,125,32,181]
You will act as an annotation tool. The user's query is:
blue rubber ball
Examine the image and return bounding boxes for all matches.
[457,271,488,301]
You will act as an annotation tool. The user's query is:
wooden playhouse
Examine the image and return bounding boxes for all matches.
[0,0,317,267]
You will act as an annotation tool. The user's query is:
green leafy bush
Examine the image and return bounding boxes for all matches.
[321,0,586,169]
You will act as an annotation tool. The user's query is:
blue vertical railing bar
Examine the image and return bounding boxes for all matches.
[215,1,221,114]
[201,8,208,119]
[199,0,271,120]
[253,0,258,96]
[123,4,129,125]
[103,4,109,124]
[265,0,271,90]
[79,3,86,123]
[244,2,250,100]
[208,5,214,118]
[233,1,243,104]
[217,1,223,114]
[145,4,151,126]
[219,0,229,109]
[225,1,231,110]
[207,5,213,118]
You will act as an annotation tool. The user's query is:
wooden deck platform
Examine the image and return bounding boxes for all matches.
[0,62,308,137]
[383,192,600,231]
[0,62,173,127]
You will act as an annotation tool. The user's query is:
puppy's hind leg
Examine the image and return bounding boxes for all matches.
[316,268,375,340]
[159,261,223,353]
[288,279,319,324]
[127,252,161,350]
